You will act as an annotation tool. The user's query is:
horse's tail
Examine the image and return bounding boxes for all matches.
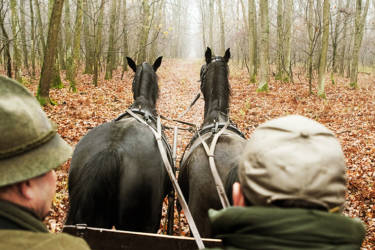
[67,149,121,228]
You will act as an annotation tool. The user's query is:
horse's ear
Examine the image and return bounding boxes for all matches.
[224,48,231,63]
[127,57,137,72]
[205,47,212,64]
[153,56,163,72]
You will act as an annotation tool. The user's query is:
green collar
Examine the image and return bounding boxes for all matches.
[209,206,365,250]
[0,199,48,232]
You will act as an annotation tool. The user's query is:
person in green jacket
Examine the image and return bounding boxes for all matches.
[208,115,366,250]
[0,76,90,250]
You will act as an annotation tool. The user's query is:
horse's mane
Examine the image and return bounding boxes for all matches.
[131,63,159,113]
[202,59,231,123]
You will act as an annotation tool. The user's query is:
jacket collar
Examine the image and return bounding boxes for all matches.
[0,199,48,232]
[208,206,365,250]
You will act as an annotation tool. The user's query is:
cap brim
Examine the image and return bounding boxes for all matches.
[0,134,72,187]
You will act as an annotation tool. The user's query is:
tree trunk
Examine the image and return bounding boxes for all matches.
[307,0,315,94]
[0,11,12,78]
[209,0,214,49]
[350,0,369,88]
[257,0,269,92]
[331,0,341,74]
[20,0,29,73]
[276,0,283,80]
[10,0,21,81]
[248,0,257,82]
[58,25,65,70]
[93,0,104,86]
[283,0,293,82]
[105,0,117,78]
[136,0,150,64]
[83,0,93,74]
[199,0,207,51]
[217,0,225,55]
[317,0,330,98]
[171,1,181,58]
[37,0,65,105]
[339,0,350,76]
[35,0,46,56]
[64,0,72,68]
[122,0,129,75]
[67,0,83,91]
[29,0,36,76]
[148,0,164,63]
[239,0,248,32]
[114,0,122,67]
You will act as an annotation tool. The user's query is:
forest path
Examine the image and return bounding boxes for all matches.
[31,58,374,246]
[156,59,205,166]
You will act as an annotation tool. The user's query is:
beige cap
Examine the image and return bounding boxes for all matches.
[239,115,346,210]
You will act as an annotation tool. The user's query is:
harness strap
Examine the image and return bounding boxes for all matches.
[126,109,205,250]
[159,114,197,131]
[198,121,231,209]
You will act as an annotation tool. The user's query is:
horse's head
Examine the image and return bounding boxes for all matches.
[200,47,231,125]
[126,56,162,115]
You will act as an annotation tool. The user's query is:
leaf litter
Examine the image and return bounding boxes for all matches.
[23,59,374,248]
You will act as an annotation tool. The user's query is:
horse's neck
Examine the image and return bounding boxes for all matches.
[203,108,228,125]
[132,96,155,114]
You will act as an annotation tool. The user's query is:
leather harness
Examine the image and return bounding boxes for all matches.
[118,109,205,249]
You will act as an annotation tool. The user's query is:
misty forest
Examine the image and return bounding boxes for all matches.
[0,0,374,248]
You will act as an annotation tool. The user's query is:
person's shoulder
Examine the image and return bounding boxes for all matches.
[0,230,91,250]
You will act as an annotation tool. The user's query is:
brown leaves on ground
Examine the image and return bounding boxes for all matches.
[23,59,374,248]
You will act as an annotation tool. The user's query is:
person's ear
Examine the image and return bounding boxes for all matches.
[232,182,246,207]
[18,180,33,200]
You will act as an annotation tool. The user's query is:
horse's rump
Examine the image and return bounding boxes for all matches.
[67,117,171,232]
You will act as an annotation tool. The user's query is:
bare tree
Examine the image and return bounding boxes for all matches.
[0,0,11,78]
[248,0,257,82]
[217,0,225,54]
[37,0,65,105]
[67,0,83,91]
[317,0,330,98]
[209,0,214,49]
[19,0,29,72]
[10,0,21,81]
[276,0,283,79]
[93,0,104,86]
[350,0,370,88]
[122,0,129,75]
[257,0,269,92]
[136,0,151,64]
[29,0,36,76]
[339,0,351,76]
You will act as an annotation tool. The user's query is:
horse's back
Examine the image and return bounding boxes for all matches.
[179,131,245,237]
[67,117,169,232]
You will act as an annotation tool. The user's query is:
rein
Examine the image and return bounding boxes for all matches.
[197,120,231,208]
[125,109,205,250]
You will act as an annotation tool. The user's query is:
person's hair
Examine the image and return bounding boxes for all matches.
[0,184,14,196]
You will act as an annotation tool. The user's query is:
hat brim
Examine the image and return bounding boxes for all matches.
[0,134,72,187]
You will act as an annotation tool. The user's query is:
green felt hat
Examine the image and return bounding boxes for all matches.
[0,76,72,187]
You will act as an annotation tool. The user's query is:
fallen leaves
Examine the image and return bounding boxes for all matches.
[22,59,374,249]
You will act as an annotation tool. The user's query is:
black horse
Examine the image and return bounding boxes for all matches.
[178,48,246,237]
[66,57,173,233]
